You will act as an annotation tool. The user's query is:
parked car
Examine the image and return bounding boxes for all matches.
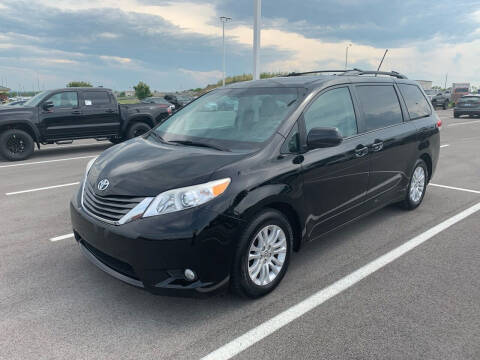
[0,87,171,161]
[70,70,440,298]
[7,100,27,106]
[431,92,450,109]
[164,94,193,110]
[141,97,175,111]
[453,94,480,118]
[424,89,437,101]
[451,83,470,104]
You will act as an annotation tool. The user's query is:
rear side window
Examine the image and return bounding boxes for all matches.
[83,91,111,106]
[356,85,403,131]
[303,87,357,138]
[398,84,431,120]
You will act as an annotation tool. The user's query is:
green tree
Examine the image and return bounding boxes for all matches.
[118,91,126,97]
[67,81,93,87]
[133,81,152,100]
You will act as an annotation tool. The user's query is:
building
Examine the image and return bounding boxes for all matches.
[415,80,432,90]
[124,90,135,97]
[0,86,10,103]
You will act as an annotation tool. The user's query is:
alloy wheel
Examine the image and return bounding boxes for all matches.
[409,166,425,203]
[6,134,26,154]
[247,225,287,286]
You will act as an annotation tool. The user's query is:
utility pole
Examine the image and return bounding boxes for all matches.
[220,16,232,87]
[345,44,352,70]
[253,0,261,80]
[444,73,448,90]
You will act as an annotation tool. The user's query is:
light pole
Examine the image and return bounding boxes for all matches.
[253,0,261,80]
[220,16,232,87]
[345,43,352,70]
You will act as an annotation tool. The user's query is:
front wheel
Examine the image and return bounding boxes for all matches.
[0,129,35,161]
[399,159,428,210]
[231,209,293,298]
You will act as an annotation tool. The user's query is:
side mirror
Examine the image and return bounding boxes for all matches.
[307,127,343,149]
[43,101,54,111]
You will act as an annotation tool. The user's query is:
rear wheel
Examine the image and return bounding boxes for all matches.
[126,122,151,139]
[231,209,293,298]
[0,129,34,161]
[399,159,428,210]
[442,102,447,110]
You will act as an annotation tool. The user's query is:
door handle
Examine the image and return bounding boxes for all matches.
[371,140,384,152]
[354,145,369,158]
[71,110,81,114]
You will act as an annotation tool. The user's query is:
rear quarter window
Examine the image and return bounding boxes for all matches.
[355,85,403,131]
[398,84,431,120]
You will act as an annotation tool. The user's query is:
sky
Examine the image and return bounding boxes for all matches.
[1,0,480,92]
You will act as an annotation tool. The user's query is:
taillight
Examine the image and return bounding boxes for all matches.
[436,118,442,129]
[167,107,172,114]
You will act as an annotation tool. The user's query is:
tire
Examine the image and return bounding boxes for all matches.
[454,113,459,118]
[0,129,34,161]
[126,122,151,139]
[399,159,428,210]
[442,102,447,110]
[231,209,293,298]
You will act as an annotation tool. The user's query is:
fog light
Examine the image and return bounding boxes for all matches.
[184,269,196,281]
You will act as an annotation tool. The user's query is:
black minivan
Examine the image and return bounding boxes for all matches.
[70,70,440,298]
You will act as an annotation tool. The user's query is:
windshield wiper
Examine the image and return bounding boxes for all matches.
[149,132,171,144]
[168,140,230,152]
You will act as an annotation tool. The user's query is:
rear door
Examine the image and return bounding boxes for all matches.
[300,85,371,239]
[353,83,417,208]
[80,90,121,137]
[40,90,82,140]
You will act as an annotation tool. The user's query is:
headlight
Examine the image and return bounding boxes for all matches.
[142,178,231,218]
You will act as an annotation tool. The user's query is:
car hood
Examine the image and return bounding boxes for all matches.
[0,106,35,116]
[87,136,248,197]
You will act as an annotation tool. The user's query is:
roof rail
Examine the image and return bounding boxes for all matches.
[286,70,351,77]
[343,68,408,79]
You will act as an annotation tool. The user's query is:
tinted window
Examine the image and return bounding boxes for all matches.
[48,92,78,108]
[356,85,403,131]
[399,84,431,119]
[304,87,357,137]
[83,91,111,106]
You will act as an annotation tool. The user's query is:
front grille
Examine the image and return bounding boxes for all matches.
[82,183,144,224]
[81,240,139,280]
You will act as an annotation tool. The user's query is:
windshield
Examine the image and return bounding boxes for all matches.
[459,96,480,103]
[23,91,49,107]
[152,87,299,151]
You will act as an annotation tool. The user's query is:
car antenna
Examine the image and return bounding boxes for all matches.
[375,49,388,76]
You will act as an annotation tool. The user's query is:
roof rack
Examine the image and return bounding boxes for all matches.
[286,70,351,77]
[286,68,408,79]
[343,68,408,79]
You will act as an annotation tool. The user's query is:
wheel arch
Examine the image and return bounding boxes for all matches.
[419,152,432,182]
[0,121,41,148]
[233,184,304,252]
[126,115,155,130]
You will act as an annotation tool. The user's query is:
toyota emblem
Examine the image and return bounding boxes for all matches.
[97,179,110,191]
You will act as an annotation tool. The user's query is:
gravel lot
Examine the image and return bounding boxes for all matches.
[1,109,479,360]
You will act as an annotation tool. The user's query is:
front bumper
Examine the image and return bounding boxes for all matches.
[70,190,244,296]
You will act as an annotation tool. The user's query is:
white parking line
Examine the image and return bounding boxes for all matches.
[0,155,96,169]
[5,182,80,196]
[448,119,480,127]
[430,183,480,194]
[440,144,450,148]
[50,233,74,242]
[201,201,480,360]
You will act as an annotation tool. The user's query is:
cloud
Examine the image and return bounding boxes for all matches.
[179,68,223,84]
[99,55,132,65]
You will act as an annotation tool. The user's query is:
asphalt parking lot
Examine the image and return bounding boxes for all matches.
[1,109,479,360]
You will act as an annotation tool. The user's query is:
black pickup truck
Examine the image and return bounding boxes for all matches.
[0,87,171,161]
